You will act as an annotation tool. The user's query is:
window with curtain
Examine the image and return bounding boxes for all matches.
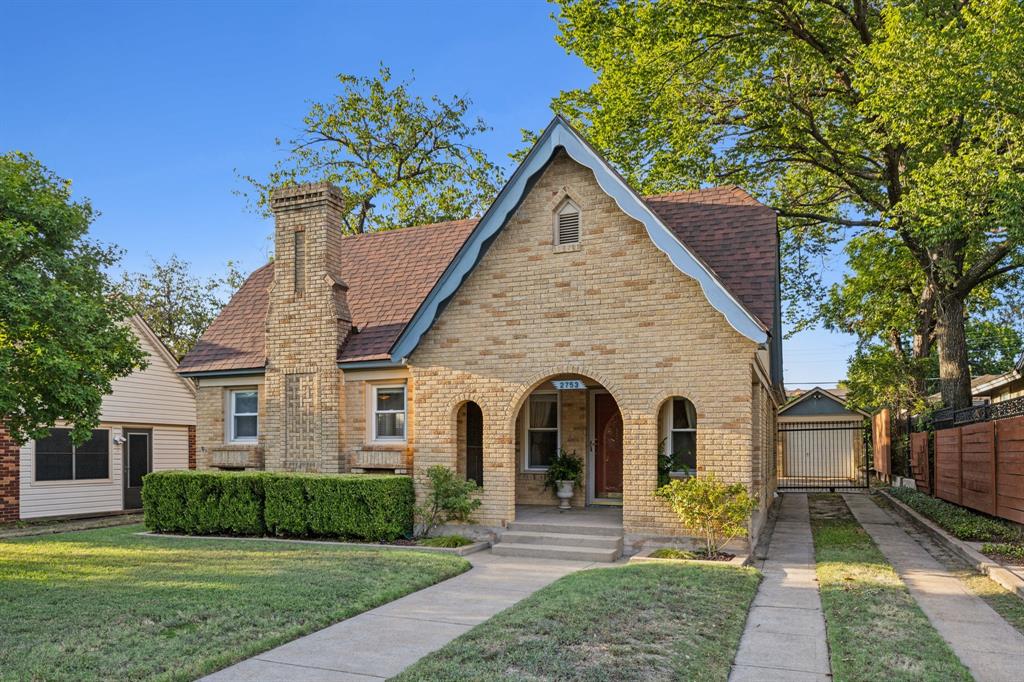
[373,385,406,441]
[35,428,109,481]
[230,389,258,442]
[668,398,697,476]
[526,393,559,469]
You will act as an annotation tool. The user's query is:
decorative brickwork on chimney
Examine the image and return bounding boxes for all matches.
[0,422,20,523]
[264,183,351,473]
[187,425,197,470]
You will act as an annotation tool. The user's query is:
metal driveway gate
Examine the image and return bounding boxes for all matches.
[778,420,869,490]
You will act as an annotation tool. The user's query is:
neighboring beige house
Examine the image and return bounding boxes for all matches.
[0,315,197,522]
[971,354,1024,404]
[178,117,784,556]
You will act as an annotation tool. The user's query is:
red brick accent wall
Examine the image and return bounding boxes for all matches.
[188,425,197,470]
[0,422,20,522]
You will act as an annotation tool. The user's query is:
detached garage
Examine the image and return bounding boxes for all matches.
[778,387,869,489]
[0,315,196,521]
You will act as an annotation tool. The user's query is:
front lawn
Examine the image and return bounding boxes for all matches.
[809,495,970,682]
[0,524,469,681]
[394,562,760,681]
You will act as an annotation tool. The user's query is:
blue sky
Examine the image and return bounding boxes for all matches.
[3,0,854,387]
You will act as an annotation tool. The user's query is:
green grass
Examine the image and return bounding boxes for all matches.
[809,495,971,682]
[394,563,761,681]
[0,524,469,681]
[418,534,474,548]
[887,486,1020,542]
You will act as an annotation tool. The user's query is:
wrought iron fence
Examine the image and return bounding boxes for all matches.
[930,395,1024,430]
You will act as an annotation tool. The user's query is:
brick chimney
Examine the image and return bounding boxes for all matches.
[263,182,352,473]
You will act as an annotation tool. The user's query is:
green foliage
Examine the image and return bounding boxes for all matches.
[888,487,1021,542]
[418,534,474,548]
[542,448,583,491]
[655,475,757,556]
[117,255,248,359]
[142,471,414,542]
[0,152,146,444]
[551,0,1024,409]
[264,473,414,541]
[241,64,504,234]
[414,465,481,538]
[981,542,1024,562]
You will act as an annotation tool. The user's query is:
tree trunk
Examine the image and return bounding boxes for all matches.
[935,292,972,409]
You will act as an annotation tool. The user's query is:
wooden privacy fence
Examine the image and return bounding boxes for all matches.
[872,408,891,480]
[932,415,1024,524]
[910,431,930,495]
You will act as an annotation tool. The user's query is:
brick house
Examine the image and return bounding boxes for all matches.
[178,118,783,553]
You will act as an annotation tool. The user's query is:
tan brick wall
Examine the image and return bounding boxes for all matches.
[195,383,265,469]
[264,184,350,473]
[341,373,413,472]
[407,151,763,533]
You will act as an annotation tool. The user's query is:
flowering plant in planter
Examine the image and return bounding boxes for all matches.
[542,449,583,490]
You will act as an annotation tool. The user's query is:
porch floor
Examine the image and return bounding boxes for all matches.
[514,504,623,528]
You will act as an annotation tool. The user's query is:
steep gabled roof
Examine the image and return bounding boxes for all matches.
[179,117,780,376]
[780,386,868,417]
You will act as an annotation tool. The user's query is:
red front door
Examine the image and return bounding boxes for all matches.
[594,393,623,497]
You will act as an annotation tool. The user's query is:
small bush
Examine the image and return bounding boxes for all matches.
[415,466,481,538]
[543,449,583,491]
[419,534,474,548]
[887,487,1020,542]
[143,471,413,542]
[655,474,757,556]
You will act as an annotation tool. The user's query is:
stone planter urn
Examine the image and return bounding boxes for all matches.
[556,480,575,510]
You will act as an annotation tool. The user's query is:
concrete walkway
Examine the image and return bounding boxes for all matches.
[843,493,1024,682]
[730,494,831,681]
[203,551,598,681]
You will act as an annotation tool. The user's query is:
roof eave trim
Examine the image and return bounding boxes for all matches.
[779,387,869,417]
[973,370,1022,395]
[338,359,405,370]
[178,367,267,378]
[389,117,768,361]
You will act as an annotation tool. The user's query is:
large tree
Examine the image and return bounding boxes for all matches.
[0,152,146,444]
[242,64,505,234]
[118,255,246,360]
[552,0,1024,409]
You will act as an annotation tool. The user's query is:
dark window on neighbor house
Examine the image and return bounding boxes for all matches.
[35,428,110,481]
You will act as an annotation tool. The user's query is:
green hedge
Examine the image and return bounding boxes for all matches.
[142,471,414,542]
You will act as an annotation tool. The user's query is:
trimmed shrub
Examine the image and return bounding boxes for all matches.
[264,473,414,541]
[142,471,414,542]
[143,470,267,535]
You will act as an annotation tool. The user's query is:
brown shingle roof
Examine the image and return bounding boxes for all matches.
[179,188,777,374]
[177,262,273,374]
[645,186,777,329]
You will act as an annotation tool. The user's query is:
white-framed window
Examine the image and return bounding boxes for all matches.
[230,389,259,443]
[524,392,559,470]
[35,428,110,482]
[665,397,697,476]
[554,200,581,246]
[373,385,407,441]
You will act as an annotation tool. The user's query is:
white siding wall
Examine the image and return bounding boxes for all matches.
[100,318,196,426]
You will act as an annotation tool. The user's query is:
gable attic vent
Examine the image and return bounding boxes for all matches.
[556,203,581,245]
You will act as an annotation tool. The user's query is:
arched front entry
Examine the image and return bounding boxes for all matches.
[509,373,625,508]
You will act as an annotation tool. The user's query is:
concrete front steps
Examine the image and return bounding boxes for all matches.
[492,519,623,562]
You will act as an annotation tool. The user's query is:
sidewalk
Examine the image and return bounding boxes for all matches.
[203,551,598,681]
[729,494,831,681]
[844,493,1024,682]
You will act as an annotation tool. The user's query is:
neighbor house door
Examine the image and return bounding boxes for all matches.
[123,429,152,510]
[594,393,623,498]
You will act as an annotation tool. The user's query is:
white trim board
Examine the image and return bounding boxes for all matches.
[390,116,769,363]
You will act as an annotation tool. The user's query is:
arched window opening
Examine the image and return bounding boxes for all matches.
[457,401,484,487]
[659,397,697,482]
